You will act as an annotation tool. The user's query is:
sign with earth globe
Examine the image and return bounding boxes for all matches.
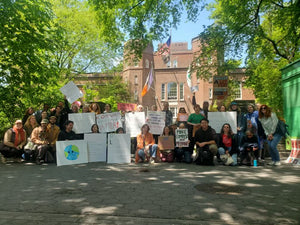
[64,145,79,160]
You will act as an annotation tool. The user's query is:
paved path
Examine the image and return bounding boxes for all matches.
[0,160,299,225]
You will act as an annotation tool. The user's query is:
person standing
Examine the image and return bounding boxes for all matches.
[258,105,282,166]
[162,102,173,126]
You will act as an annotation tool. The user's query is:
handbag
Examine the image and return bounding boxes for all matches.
[225,155,234,166]
[24,139,37,152]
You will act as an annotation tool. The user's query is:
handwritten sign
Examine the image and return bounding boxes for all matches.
[60,81,83,104]
[213,76,228,100]
[147,111,166,135]
[158,136,174,150]
[96,112,122,133]
[208,112,237,133]
[117,103,137,112]
[68,112,96,134]
[177,113,188,122]
[175,129,189,147]
[125,112,145,137]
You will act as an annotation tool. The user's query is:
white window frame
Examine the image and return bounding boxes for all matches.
[161,84,165,101]
[167,82,178,100]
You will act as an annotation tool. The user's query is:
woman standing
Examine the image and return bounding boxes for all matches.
[24,115,39,137]
[258,105,282,166]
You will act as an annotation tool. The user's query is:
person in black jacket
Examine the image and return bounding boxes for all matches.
[239,129,259,166]
[217,123,238,166]
[58,120,83,141]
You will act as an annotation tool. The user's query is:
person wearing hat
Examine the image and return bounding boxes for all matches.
[0,120,27,163]
[31,119,52,165]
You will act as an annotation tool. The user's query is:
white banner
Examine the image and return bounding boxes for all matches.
[125,112,146,137]
[207,112,237,133]
[84,133,107,162]
[56,140,88,166]
[107,133,131,164]
[96,112,122,133]
[68,112,96,134]
[60,81,83,104]
[146,111,166,135]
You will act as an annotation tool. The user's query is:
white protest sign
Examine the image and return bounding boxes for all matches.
[175,129,189,147]
[107,133,131,164]
[96,112,122,133]
[68,112,96,134]
[84,133,107,162]
[56,140,88,166]
[147,111,166,135]
[125,112,145,137]
[60,81,83,104]
[208,112,237,133]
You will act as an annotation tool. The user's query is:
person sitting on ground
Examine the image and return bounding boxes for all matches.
[58,120,83,141]
[24,115,39,138]
[194,118,218,165]
[116,127,125,134]
[135,124,159,164]
[91,124,99,133]
[159,126,175,163]
[174,123,191,163]
[31,119,52,165]
[217,123,238,166]
[0,120,27,163]
[47,116,60,160]
[239,129,259,166]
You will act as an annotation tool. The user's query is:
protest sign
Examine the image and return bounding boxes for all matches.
[107,133,131,164]
[96,112,122,133]
[208,112,237,133]
[158,136,174,150]
[56,140,88,166]
[84,133,107,162]
[68,112,96,134]
[147,111,166,135]
[286,139,300,165]
[60,81,83,104]
[125,112,146,137]
[117,103,137,112]
[213,76,228,100]
[175,129,189,147]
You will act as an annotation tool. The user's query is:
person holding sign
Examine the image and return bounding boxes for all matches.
[174,123,191,163]
[135,124,159,164]
[176,107,189,127]
[217,123,238,166]
[159,126,175,163]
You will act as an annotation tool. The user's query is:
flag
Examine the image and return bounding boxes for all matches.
[141,67,153,97]
[158,36,171,56]
[186,66,192,88]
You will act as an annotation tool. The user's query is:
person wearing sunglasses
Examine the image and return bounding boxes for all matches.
[258,105,282,166]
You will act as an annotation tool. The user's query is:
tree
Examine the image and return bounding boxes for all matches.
[0,0,62,127]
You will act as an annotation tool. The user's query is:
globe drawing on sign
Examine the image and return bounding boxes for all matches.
[64,145,79,160]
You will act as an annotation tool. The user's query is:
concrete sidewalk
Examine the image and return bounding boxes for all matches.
[0,160,299,225]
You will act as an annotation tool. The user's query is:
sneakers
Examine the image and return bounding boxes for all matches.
[1,156,6,164]
[267,161,275,166]
[274,161,281,166]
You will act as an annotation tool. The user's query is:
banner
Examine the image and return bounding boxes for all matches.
[125,112,146,137]
[68,112,96,134]
[158,136,174,150]
[84,133,107,162]
[107,133,131,164]
[175,129,189,147]
[146,111,166,135]
[286,139,300,165]
[60,81,83,104]
[117,103,137,112]
[96,112,122,133]
[56,140,88,166]
[207,112,237,134]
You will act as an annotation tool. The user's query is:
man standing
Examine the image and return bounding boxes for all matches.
[194,118,218,165]
[162,102,173,126]
[31,119,52,165]
[0,120,27,163]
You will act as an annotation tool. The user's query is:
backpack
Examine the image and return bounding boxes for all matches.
[275,120,289,137]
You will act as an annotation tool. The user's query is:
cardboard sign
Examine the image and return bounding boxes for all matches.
[158,136,174,150]
[84,133,107,162]
[96,112,122,133]
[68,112,96,134]
[60,81,83,104]
[213,76,228,100]
[56,140,88,166]
[107,133,131,164]
[147,111,166,135]
[117,103,137,112]
[175,129,189,147]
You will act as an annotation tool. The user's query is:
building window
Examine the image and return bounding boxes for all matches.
[180,83,184,100]
[167,61,171,68]
[167,82,177,100]
[161,84,165,100]
[145,59,149,68]
[170,107,177,120]
[134,75,138,85]
[173,60,177,68]
[134,89,138,101]
[233,81,242,100]
[209,88,213,99]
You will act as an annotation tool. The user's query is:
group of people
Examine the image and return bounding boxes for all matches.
[0,99,285,167]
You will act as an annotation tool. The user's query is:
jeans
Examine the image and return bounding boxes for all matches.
[267,133,282,162]
[138,144,158,161]
[218,147,237,165]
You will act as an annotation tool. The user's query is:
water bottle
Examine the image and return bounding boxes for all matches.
[253,159,257,167]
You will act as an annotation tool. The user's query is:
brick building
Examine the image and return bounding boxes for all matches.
[122,37,255,119]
